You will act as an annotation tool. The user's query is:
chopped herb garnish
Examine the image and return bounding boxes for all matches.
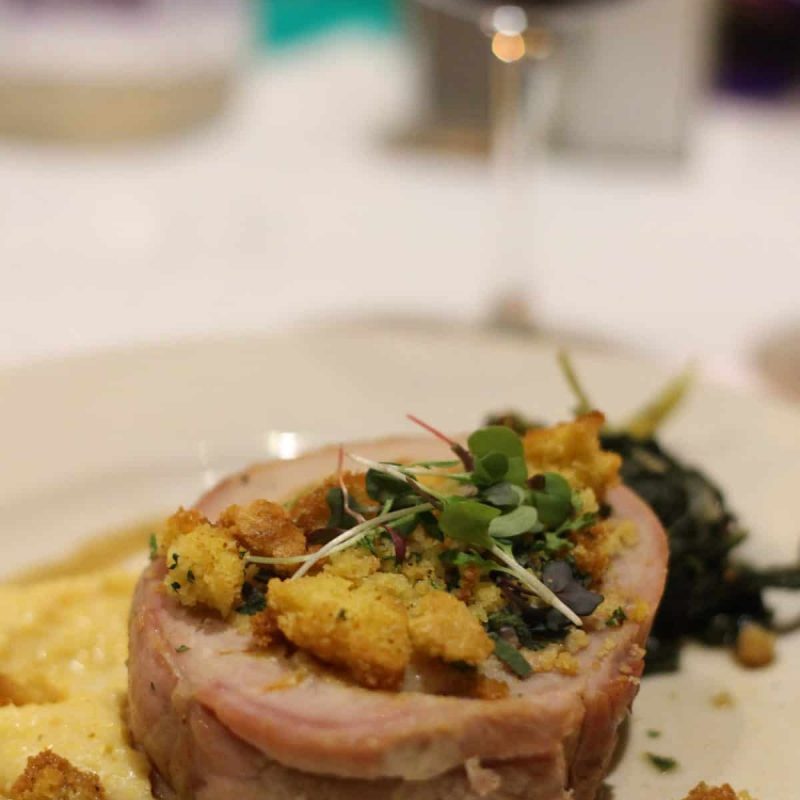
[169,552,179,570]
[237,582,266,616]
[187,569,196,584]
[175,645,190,653]
[491,635,533,678]
[644,753,678,773]
[148,533,158,561]
[646,729,662,739]
[607,607,627,627]
[170,581,181,592]
[337,608,347,621]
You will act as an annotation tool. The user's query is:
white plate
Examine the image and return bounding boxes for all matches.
[1,324,798,799]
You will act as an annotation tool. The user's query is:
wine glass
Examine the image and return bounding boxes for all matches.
[413,0,625,333]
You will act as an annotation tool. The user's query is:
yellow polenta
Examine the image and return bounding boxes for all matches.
[0,570,150,799]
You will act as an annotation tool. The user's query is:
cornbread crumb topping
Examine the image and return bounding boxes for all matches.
[158,416,645,691]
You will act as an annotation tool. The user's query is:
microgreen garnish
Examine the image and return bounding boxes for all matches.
[148,533,158,561]
[326,488,359,530]
[440,550,498,573]
[175,644,190,653]
[644,753,678,773]
[488,506,540,539]
[407,414,474,472]
[541,561,603,618]
[529,473,572,529]
[337,446,366,526]
[481,481,527,508]
[468,426,527,487]
[245,415,608,635]
[237,582,266,616]
[491,634,533,678]
[607,607,627,627]
[439,500,499,548]
[276,503,435,580]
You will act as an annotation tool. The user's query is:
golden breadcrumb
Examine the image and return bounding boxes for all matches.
[454,564,481,603]
[164,524,244,617]
[160,507,208,554]
[289,472,371,533]
[572,518,638,585]
[681,783,755,800]
[409,591,494,666]
[10,750,106,800]
[523,412,621,498]
[470,583,505,618]
[735,622,776,668]
[267,574,411,690]
[250,608,282,650]
[324,548,381,581]
[218,500,306,575]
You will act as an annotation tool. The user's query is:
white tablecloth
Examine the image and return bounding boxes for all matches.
[1,35,797,388]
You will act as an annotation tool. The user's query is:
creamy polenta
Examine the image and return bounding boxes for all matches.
[0,570,150,799]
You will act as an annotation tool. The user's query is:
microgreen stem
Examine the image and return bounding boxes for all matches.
[406,414,474,472]
[338,445,366,524]
[489,544,583,627]
[622,365,694,440]
[347,453,447,505]
[290,503,434,580]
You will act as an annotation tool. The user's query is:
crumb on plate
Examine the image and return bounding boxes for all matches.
[9,750,106,800]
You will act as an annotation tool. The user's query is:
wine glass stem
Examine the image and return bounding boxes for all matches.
[488,26,555,331]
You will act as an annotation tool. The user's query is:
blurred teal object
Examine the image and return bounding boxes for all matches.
[259,0,397,48]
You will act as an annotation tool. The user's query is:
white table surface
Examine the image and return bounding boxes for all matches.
[1,35,797,388]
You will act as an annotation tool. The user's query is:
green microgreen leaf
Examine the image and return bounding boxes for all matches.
[175,644,190,653]
[530,472,573,529]
[489,506,540,539]
[553,512,598,536]
[468,426,525,460]
[473,452,528,488]
[365,469,414,506]
[481,481,527,508]
[439,550,498,573]
[535,531,575,557]
[326,487,359,530]
[438,499,500,548]
[419,510,444,541]
[490,635,533,678]
[477,452,509,482]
